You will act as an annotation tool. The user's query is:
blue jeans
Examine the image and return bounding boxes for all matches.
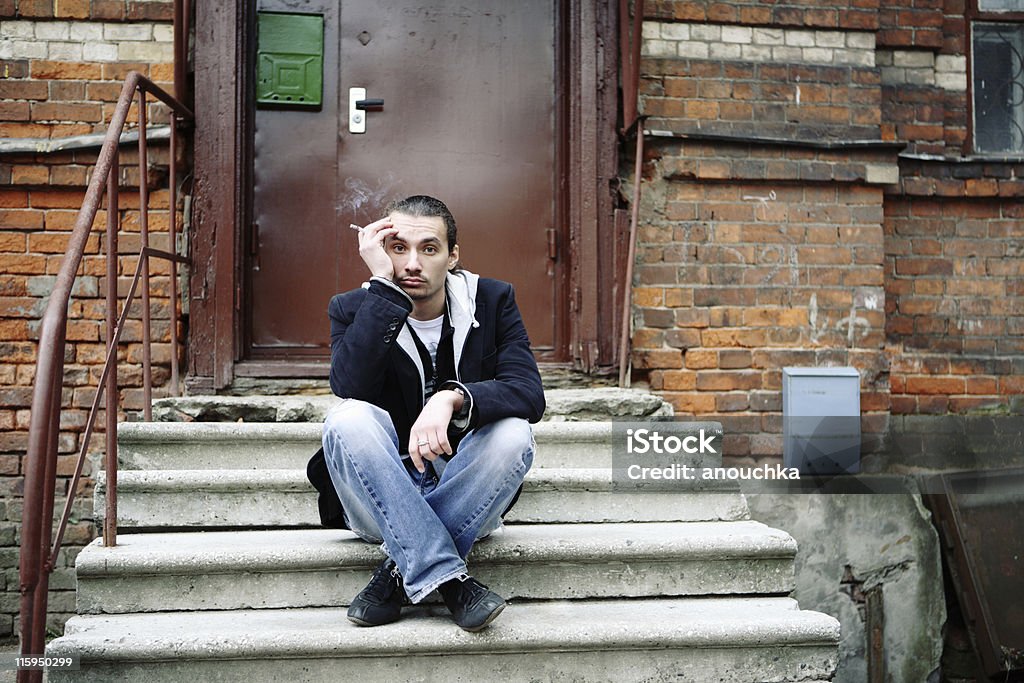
[321,399,535,603]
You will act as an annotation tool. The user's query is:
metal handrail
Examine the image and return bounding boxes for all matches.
[17,72,193,680]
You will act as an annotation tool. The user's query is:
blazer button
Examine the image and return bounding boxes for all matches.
[390,317,399,324]
[388,323,398,331]
[383,335,392,343]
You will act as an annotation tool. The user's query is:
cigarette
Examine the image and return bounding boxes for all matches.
[348,223,363,231]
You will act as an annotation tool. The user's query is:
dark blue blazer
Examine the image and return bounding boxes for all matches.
[307,275,545,528]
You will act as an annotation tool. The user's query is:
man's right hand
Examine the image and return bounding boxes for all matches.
[355,217,399,279]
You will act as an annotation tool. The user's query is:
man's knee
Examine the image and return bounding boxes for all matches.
[322,400,396,466]
[473,417,534,468]
[324,400,390,438]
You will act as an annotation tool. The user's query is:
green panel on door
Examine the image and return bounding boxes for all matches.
[256,12,323,108]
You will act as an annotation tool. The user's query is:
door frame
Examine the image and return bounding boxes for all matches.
[190,0,621,391]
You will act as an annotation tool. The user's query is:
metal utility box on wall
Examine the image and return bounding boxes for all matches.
[783,367,861,475]
[257,12,324,108]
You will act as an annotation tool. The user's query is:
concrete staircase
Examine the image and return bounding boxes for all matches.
[47,414,840,681]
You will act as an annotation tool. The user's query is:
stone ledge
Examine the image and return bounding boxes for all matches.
[152,388,673,423]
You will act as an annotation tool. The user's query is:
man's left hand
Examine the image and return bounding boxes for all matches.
[408,391,461,473]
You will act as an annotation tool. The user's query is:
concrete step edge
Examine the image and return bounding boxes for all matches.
[95,467,740,493]
[74,522,797,576]
[118,420,723,444]
[48,598,840,662]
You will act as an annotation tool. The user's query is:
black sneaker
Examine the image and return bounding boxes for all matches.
[347,558,407,627]
[438,575,506,632]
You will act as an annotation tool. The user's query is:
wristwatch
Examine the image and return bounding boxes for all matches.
[439,381,472,423]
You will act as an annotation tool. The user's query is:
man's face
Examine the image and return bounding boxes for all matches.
[385,212,459,308]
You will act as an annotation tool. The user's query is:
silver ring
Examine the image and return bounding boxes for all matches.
[417,440,429,446]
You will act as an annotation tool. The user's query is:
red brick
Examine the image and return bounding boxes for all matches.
[684,349,717,370]
[895,257,953,276]
[840,9,879,30]
[32,102,103,123]
[878,29,914,47]
[743,307,809,327]
[0,122,51,139]
[1000,376,1024,394]
[18,0,53,17]
[663,391,716,414]
[0,209,44,229]
[0,253,47,274]
[891,396,917,414]
[90,0,124,19]
[917,395,949,413]
[632,349,683,369]
[701,328,767,347]
[126,0,174,21]
[719,349,752,369]
[964,377,998,395]
[906,376,965,394]
[0,232,27,251]
[0,387,34,407]
[806,8,838,27]
[28,189,85,209]
[861,392,890,411]
[949,397,1005,413]
[11,165,49,185]
[716,394,749,412]
[0,319,30,340]
[28,232,100,254]
[49,165,89,186]
[665,329,701,349]
[0,78,50,99]
[706,3,736,23]
[0,101,31,121]
[662,370,697,391]
[54,0,89,18]
[31,61,103,81]
[696,371,762,392]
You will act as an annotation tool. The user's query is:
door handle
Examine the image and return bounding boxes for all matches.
[349,88,383,134]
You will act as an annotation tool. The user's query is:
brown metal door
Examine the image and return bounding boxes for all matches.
[249,0,559,361]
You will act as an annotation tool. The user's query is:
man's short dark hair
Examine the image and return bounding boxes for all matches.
[385,195,457,250]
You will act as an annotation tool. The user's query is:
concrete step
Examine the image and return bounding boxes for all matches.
[75,522,796,614]
[116,420,723,470]
[151,388,675,423]
[47,598,840,682]
[95,468,749,529]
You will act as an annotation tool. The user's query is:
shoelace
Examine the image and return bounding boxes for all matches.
[459,578,491,604]
[366,562,401,600]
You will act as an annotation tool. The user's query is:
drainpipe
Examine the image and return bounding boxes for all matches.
[618,0,644,388]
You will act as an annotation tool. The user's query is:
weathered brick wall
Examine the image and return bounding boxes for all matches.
[642,25,880,140]
[879,0,1024,415]
[633,0,1024,464]
[632,163,891,459]
[885,195,1024,415]
[0,1,177,637]
[635,1,894,461]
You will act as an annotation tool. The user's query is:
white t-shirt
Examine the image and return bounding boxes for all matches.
[407,314,444,369]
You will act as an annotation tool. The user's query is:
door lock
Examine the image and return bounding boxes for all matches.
[349,88,384,134]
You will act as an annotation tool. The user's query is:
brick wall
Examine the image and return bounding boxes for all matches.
[0,1,177,637]
[885,195,1024,415]
[631,163,891,460]
[633,0,1024,465]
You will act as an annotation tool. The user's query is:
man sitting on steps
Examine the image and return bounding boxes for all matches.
[307,195,546,631]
